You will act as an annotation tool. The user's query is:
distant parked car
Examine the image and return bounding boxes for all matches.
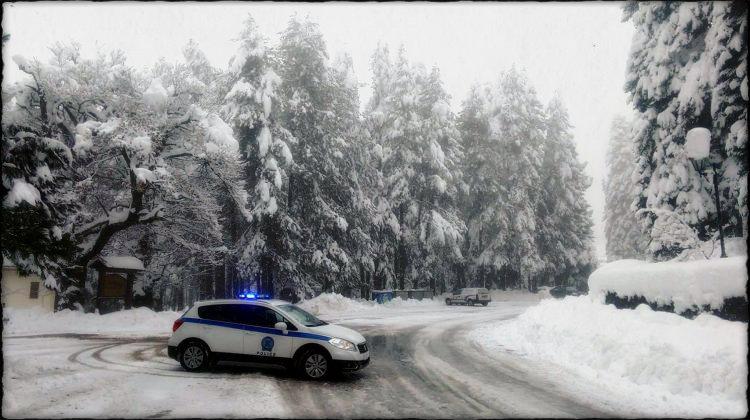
[549,285,581,299]
[445,287,491,306]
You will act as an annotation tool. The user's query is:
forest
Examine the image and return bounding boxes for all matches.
[4,2,746,312]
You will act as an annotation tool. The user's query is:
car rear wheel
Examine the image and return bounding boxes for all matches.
[297,348,332,380]
[481,302,488,306]
[179,341,211,372]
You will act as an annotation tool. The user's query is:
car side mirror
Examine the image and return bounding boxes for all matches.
[274,321,288,333]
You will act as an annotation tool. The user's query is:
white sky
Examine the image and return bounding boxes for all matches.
[2,2,635,261]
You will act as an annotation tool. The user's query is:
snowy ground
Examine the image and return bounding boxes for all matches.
[470,296,748,418]
[4,290,745,418]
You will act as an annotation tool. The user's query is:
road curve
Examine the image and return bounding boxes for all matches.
[274,307,615,418]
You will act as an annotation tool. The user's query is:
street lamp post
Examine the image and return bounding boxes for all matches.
[685,127,727,258]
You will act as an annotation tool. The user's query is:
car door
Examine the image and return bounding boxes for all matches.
[197,304,244,355]
[452,289,464,302]
[237,305,295,360]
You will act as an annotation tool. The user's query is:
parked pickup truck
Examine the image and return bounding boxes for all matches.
[445,288,491,306]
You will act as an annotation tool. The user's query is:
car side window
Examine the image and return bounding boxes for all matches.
[198,304,229,322]
[260,307,297,330]
[233,305,297,330]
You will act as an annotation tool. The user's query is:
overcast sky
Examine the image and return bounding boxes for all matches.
[2,2,635,261]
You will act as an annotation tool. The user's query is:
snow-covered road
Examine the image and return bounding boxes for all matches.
[3,299,617,418]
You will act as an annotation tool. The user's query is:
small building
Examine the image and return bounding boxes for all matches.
[90,256,144,314]
[2,258,56,312]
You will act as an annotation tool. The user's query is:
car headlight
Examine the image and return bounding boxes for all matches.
[328,337,357,352]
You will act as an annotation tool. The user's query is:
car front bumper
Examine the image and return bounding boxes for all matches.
[333,357,370,371]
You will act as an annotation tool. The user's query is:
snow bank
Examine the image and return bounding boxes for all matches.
[2,307,182,337]
[470,296,748,417]
[589,256,747,313]
[298,292,439,317]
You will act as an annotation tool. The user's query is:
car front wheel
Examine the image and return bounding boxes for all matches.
[179,341,211,372]
[467,299,474,306]
[298,349,332,380]
[445,298,452,306]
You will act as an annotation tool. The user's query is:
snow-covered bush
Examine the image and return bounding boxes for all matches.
[589,256,748,320]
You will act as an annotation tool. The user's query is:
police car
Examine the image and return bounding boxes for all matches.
[168,296,370,379]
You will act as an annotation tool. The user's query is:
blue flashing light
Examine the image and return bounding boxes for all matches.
[237,293,272,300]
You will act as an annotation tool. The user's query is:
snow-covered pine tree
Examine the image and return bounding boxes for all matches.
[603,115,648,261]
[537,97,596,286]
[2,49,78,292]
[329,52,379,297]
[488,68,547,290]
[412,65,465,293]
[365,45,464,292]
[277,16,369,295]
[705,1,748,238]
[457,84,496,289]
[624,1,748,260]
[223,16,300,298]
[365,44,399,292]
[458,70,550,291]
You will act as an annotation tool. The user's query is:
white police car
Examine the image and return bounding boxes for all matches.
[167,296,370,379]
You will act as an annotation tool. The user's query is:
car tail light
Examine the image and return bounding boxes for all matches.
[172,319,184,332]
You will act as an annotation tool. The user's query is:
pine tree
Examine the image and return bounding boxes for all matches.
[705,1,748,238]
[365,46,464,292]
[603,116,648,261]
[2,53,77,291]
[224,16,300,297]
[538,97,596,286]
[365,44,398,291]
[277,16,369,295]
[491,68,547,290]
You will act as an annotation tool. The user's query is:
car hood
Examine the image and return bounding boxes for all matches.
[308,323,365,344]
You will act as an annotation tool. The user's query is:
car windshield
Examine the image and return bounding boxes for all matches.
[277,304,327,327]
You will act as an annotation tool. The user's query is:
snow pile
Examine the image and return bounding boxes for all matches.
[490,288,550,302]
[589,256,747,313]
[99,256,145,271]
[298,292,439,317]
[298,293,378,316]
[3,307,182,337]
[470,296,748,417]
